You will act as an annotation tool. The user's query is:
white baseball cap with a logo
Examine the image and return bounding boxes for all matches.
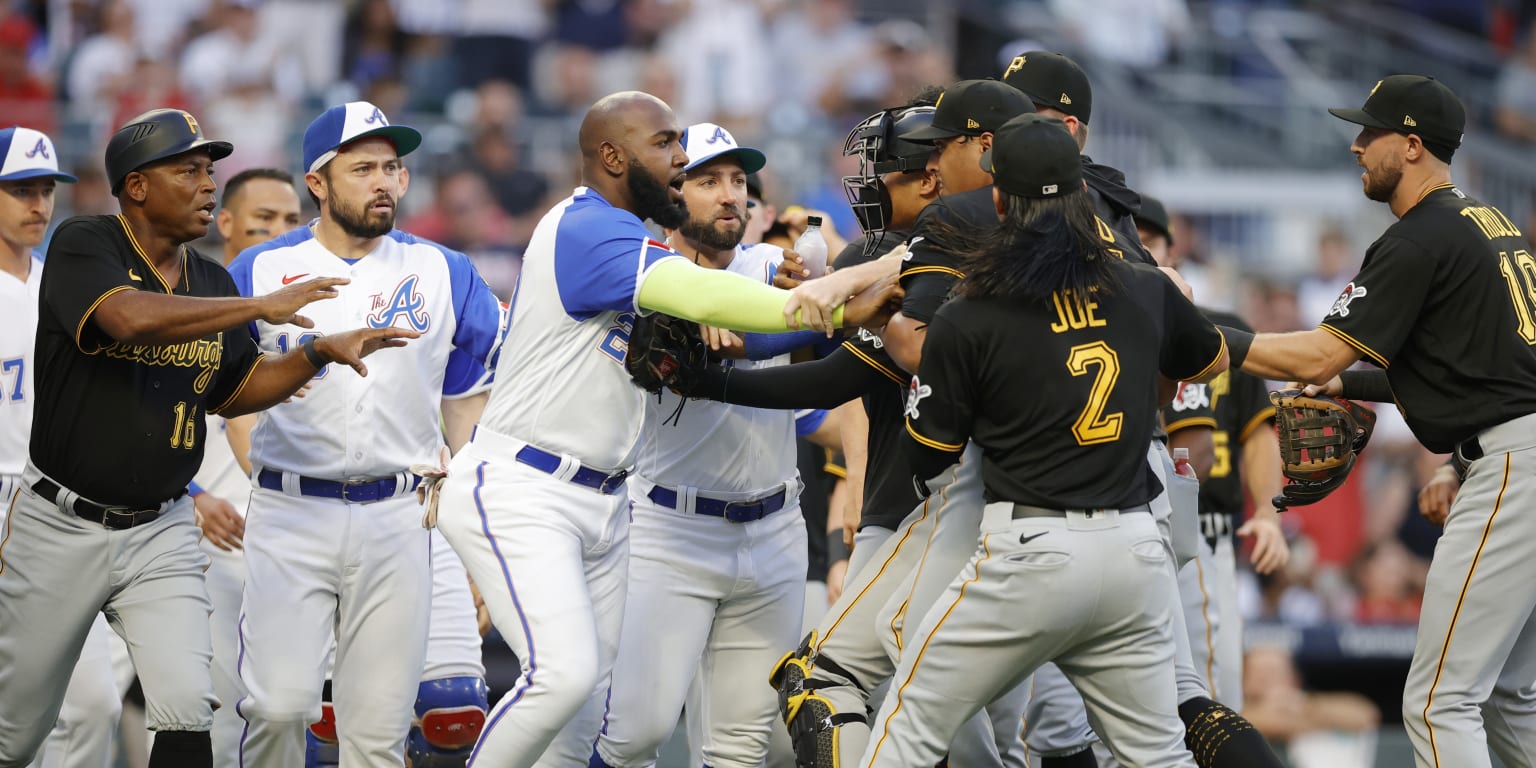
[302,101,422,174]
[0,126,77,183]
[680,122,766,174]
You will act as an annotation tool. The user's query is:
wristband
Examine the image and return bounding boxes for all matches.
[826,529,851,564]
[189,481,206,497]
[300,336,327,369]
[1220,326,1253,369]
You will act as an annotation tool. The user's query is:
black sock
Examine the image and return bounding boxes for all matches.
[148,730,211,768]
[1178,696,1284,768]
[1041,748,1099,767]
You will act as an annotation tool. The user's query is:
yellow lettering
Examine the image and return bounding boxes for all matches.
[1050,291,1071,333]
[1050,290,1107,333]
[1463,206,1526,241]
[1094,216,1116,243]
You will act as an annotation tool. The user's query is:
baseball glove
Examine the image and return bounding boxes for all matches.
[1269,390,1377,511]
[624,312,709,396]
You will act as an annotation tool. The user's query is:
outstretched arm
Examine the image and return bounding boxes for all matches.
[637,259,899,334]
[216,327,420,417]
[689,346,889,410]
[1223,326,1362,385]
[93,277,349,347]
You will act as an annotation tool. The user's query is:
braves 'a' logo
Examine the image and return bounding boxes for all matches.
[24,138,48,159]
[706,125,731,145]
[365,106,386,125]
[904,376,932,420]
[1329,282,1368,318]
[1170,382,1210,413]
[368,275,431,331]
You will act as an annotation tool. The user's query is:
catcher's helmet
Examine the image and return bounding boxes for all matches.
[842,105,936,236]
[105,109,233,195]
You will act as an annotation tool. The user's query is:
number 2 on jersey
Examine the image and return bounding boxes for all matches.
[1066,341,1123,445]
[1499,250,1536,344]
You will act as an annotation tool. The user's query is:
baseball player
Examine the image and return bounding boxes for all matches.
[874,111,1224,768]
[1140,195,1289,712]
[591,122,819,768]
[1225,75,1536,768]
[225,101,505,768]
[0,108,410,768]
[430,91,898,768]
[0,125,126,768]
[190,166,303,768]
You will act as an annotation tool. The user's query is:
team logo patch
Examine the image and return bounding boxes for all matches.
[706,125,732,145]
[25,138,49,159]
[1003,56,1026,79]
[904,376,932,420]
[368,274,432,331]
[1328,282,1368,318]
[1170,382,1210,412]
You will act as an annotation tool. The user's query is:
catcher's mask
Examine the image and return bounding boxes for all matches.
[842,106,936,239]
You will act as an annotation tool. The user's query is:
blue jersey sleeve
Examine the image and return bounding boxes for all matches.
[795,409,829,438]
[440,246,509,396]
[553,200,682,320]
[224,248,261,341]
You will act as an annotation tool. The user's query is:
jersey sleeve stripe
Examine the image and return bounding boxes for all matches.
[898,265,966,280]
[1237,407,1277,443]
[1164,416,1218,434]
[842,341,906,384]
[1171,330,1228,383]
[208,352,267,415]
[74,286,136,353]
[1317,323,1389,369]
[905,420,964,453]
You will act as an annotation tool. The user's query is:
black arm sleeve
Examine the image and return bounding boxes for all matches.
[691,346,888,409]
[1339,368,1395,403]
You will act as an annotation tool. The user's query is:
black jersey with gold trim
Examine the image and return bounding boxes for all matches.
[1317,186,1536,452]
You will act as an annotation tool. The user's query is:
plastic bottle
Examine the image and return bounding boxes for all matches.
[1172,447,1197,478]
[795,215,829,279]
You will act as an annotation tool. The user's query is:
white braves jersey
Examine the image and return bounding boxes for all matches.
[477,187,685,471]
[0,254,41,478]
[228,225,506,479]
[193,415,250,516]
[634,243,804,493]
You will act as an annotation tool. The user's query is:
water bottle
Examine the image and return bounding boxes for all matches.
[795,215,829,279]
[1173,447,1196,479]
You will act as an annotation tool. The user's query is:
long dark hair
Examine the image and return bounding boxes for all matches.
[951,187,1121,302]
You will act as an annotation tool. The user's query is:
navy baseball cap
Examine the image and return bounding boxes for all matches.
[0,126,77,183]
[980,114,1082,199]
[1328,75,1465,160]
[302,101,422,174]
[680,122,766,174]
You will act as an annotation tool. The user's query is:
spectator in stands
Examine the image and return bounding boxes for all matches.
[817,20,950,125]
[66,0,138,118]
[180,0,293,107]
[0,14,54,132]
[1349,540,1425,625]
[469,127,549,246]
[656,0,771,129]
[768,0,871,120]
[1239,535,1331,628]
[1047,0,1191,68]
[341,0,407,93]
[67,166,115,218]
[1241,644,1380,768]
[1298,225,1360,323]
[1242,274,1304,332]
[454,0,548,92]
[1498,23,1536,143]
[255,0,345,97]
[111,57,192,132]
[400,166,521,296]
[201,69,294,177]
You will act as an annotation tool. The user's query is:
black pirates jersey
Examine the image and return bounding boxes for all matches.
[905,261,1226,509]
[1317,185,1536,453]
[31,215,263,507]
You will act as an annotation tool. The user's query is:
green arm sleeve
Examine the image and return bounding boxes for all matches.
[636,258,845,332]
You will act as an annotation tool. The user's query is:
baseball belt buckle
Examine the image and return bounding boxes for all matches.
[97,505,152,530]
[722,499,764,524]
[598,470,629,496]
[339,481,379,503]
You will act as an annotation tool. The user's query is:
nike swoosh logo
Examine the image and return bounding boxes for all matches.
[281,273,310,285]
[127,269,142,282]
[1019,531,1049,545]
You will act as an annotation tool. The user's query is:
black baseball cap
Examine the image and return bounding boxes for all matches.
[900,80,1033,143]
[1001,51,1092,124]
[980,113,1082,199]
[1134,194,1174,246]
[1328,75,1465,160]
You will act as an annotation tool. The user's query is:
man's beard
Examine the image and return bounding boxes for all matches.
[1363,156,1403,203]
[330,193,396,239]
[628,161,687,229]
[679,207,745,252]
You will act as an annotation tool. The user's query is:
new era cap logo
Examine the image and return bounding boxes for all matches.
[1042,184,1058,195]
[966,118,980,129]
[1059,93,1072,105]
[25,138,48,159]
[1403,115,1417,127]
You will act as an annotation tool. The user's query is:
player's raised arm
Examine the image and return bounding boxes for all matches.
[211,326,419,417]
[90,274,349,347]
[635,257,901,334]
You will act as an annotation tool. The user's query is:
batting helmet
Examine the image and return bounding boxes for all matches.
[105,109,232,195]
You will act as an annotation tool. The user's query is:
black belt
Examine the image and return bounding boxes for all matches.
[1012,504,1150,520]
[1452,435,1484,480]
[256,469,421,503]
[31,478,166,530]
[647,485,788,523]
[514,446,628,496]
